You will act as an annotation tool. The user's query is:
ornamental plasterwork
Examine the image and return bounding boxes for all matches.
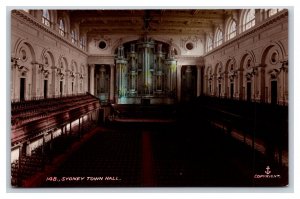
[180,35,202,49]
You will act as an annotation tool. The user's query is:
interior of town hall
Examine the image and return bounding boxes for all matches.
[10,9,289,187]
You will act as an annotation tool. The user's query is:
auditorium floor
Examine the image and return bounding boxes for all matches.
[41,121,288,187]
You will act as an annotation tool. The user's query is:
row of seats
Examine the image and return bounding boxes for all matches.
[11,147,44,186]
[44,127,142,187]
[11,94,99,126]
[12,94,88,111]
[12,94,92,114]
[11,119,98,187]
[177,95,288,166]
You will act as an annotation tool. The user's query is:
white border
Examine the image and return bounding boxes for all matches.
[1,1,299,199]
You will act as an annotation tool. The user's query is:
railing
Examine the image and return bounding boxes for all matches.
[11,92,88,104]
[201,94,288,107]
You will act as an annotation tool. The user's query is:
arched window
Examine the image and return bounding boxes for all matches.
[214,28,223,47]
[227,20,237,40]
[206,36,213,52]
[59,19,65,37]
[267,9,284,18]
[79,37,86,50]
[243,9,256,31]
[42,10,50,27]
[71,30,77,44]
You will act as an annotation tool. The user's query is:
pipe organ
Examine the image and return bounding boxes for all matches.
[115,37,177,104]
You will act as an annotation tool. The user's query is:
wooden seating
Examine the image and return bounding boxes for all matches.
[11,93,100,145]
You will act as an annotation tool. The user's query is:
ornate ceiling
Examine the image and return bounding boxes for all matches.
[70,10,235,36]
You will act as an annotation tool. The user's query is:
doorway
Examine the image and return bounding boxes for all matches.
[181,65,197,101]
[20,78,25,101]
[72,82,74,94]
[230,83,234,99]
[246,82,251,101]
[271,81,278,104]
[44,80,48,99]
[60,81,63,97]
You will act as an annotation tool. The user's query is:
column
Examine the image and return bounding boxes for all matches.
[252,64,258,101]
[110,64,115,102]
[99,65,106,93]
[89,64,95,95]
[284,63,288,104]
[204,74,208,95]
[31,63,38,99]
[11,61,16,100]
[238,69,244,99]
[115,64,119,99]
[51,66,57,97]
[280,61,288,105]
[213,75,217,96]
[257,64,265,102]
[65,70,69,95]
[95,73,99,96]
[197,66,201,97]
[224,72,229,98]
[177,65,181,101]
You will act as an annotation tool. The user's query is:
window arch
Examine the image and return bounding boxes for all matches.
[42,10,51,27]
[266,9,284,18]
[243,9,256,31]
[227,19,237,40]
[206,36,213,52]
[214,28,223,47]
[59,19,65,37]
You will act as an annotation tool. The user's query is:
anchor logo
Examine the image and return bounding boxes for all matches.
[265,166,271,175]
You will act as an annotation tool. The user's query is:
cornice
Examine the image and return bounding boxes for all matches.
[204,10,288,57]
[176,55,203,59]
[12,10,89,57]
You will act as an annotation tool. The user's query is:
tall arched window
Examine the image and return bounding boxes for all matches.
[215,28,223,47]
[243,9,256,31]
[227,20,237,40]
[79,37,86,50]
[206,36,213,52]
[71,30,77,44]
[42,10,50,27]
[59,19,65,37]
